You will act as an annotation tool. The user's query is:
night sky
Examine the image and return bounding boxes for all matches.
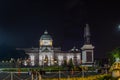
[0,0,120,58]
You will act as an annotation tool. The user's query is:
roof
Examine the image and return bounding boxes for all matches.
[40,30,52,40]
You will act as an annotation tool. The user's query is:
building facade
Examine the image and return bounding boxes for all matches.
[22,24,94,66]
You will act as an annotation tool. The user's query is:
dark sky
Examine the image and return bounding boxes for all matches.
[0,0,120,58]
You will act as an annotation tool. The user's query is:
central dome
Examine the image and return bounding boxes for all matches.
[40,30,52,40]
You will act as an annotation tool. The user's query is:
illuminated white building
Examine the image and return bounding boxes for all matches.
[20,24,94,66]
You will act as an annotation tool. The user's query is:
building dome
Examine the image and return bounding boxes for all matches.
[40,30,52,40]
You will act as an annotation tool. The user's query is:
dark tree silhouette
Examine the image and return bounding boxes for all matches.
[0,44,28,60]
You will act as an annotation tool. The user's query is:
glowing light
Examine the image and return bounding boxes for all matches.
[118,78,120,80]
[40,40,52,46]
[117,25,120,31]
[118,25,120,29]
[24,60,27,66]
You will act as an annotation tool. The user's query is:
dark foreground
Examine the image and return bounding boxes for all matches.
[0,71,98,80]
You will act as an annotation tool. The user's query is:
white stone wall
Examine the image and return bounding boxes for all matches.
[39,52,54,66]
[82,51,86,63]
[30,54,35,66]
[81,44,94,65]
[57,54,64,65]
[27,51,81,66]
[76,53,81,64]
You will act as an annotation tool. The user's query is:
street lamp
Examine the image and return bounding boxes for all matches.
[82,66,85,77]
[58,60,61,80]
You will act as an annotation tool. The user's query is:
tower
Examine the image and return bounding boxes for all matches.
[39,30,54,66]
[81,24,94,66]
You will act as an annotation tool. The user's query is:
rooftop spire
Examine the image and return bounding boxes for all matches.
[84,24,91,44]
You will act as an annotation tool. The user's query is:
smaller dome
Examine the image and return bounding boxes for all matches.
[40,30,52,40]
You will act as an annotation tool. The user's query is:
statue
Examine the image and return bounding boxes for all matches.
[84,24,91,44]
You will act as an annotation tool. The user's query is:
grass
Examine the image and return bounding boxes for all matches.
[1,66,64,72]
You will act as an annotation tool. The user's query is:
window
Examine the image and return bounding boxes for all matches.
[86,52,92,62]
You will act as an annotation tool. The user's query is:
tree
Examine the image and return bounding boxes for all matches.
[0,44,28,60]
[68,58,74,70]
[62,59,67,67]
[108,48,120,65]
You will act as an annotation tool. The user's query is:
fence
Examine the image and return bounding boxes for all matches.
[0,71,98,80]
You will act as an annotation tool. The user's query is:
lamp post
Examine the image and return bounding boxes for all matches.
[57,53,61,80]
[82,66,85,77]
[42,57,44,68]
[58,61,61,80]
